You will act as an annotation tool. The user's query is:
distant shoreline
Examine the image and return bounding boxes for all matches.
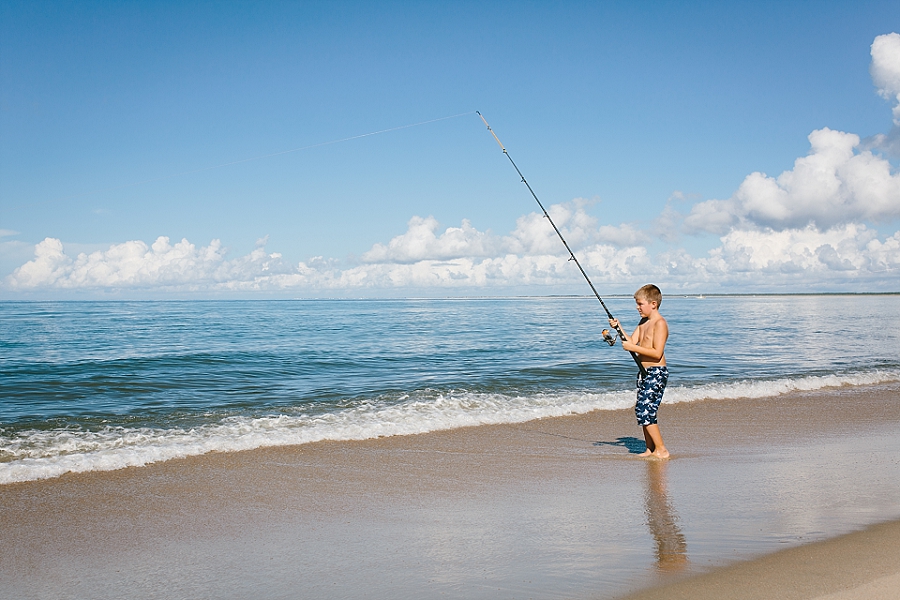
[2,290,899,303]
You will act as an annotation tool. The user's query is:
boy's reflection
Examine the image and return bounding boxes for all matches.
[644,460,688,571]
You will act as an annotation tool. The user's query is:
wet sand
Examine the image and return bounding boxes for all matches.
[619,518,900,600]
[1,383,899,599]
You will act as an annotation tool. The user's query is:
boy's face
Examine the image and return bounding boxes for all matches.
[635,297,657,318]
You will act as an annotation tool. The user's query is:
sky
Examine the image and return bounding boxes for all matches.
[1,0,899,298]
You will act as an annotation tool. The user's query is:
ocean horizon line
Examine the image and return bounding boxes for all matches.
[2,290,899,303]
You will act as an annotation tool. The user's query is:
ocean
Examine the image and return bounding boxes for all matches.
[2,295,898,484]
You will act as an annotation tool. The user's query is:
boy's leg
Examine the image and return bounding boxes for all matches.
[642,424,668,459]
[635,367,669,458]
[638,426,655,456]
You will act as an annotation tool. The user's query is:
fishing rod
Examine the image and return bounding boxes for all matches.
[476,111,647,377]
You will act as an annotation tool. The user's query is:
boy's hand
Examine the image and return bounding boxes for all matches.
[608,318,619,329]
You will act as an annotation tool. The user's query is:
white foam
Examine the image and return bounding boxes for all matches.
[664,369,900,404]
[2,369,898,485]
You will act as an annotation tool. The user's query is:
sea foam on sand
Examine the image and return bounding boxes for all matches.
[2,369,898,484]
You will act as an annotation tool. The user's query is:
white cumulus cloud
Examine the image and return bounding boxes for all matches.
[503,199,599,255]
[871,32,900,124]
[6,236,292,291]
[686,33,900,234]
[361,216,497,263]
[709,224,881,274]
[361,200,602,264]
[6,211,900,295]
[685,128,900,233]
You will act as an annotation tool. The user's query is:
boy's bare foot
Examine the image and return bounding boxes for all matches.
[637,449,670,459]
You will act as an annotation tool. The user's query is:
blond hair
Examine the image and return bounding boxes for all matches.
[634,284,662,307]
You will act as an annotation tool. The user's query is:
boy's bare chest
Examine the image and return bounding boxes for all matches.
[634,322,657,346]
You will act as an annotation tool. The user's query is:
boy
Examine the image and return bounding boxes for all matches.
[609,284,670,459]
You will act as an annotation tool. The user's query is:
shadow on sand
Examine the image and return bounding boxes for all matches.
[593,436,646,454]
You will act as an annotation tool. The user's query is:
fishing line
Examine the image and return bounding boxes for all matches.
[476,111,647,377]
[38,111,475,205]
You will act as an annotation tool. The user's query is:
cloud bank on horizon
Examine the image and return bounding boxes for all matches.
[7,33,900,296]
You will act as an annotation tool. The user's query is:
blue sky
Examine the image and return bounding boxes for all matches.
[2,1,899,297]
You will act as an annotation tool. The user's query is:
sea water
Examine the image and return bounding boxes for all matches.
[1,295,898,484]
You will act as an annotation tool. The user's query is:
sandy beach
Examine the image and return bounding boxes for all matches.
[2,382,899,599]
[619,518,900,600]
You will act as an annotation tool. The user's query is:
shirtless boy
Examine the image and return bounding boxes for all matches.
[609,284,670,459]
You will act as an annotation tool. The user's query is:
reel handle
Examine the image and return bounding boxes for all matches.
[601,329,618,346]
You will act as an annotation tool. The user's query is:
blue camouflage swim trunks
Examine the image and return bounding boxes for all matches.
[635,366,668,426]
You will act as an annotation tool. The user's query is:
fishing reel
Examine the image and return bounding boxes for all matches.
[601,329,618,346]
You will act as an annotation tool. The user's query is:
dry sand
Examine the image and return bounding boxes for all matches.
[1,382,898,599]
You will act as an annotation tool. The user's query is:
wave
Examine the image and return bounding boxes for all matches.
[2,369,898,485]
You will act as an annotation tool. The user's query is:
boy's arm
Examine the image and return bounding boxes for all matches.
[607,317,653,377]
[607,318,635,343]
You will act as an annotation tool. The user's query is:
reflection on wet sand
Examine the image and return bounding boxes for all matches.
[644,460,688,572]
